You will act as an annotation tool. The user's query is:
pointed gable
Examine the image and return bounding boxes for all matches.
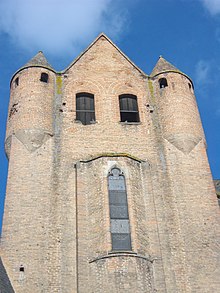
[64,33,147,77]
[151,56,182,77]
[0,258,15,293]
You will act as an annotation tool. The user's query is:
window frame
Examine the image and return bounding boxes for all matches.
[75,92,96,125]
[108,167,132,251]
[119,94,140,123]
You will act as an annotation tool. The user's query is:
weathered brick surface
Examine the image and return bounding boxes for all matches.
[7,67,55,137]
[1,34,219,293]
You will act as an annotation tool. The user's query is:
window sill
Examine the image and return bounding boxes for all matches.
[108,250,137,256]
[89,251,153,263]
[74,120,97,125]
[119,122,141,125]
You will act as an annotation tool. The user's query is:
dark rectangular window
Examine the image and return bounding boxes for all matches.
[40,73,49,83]
[15,77,19,87]
[119,94,140,122]
[76,93,95,125]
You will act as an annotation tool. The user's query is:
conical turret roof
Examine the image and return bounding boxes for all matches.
[23,51,54,71]
[150,56,182,77]
[11,51,55,83]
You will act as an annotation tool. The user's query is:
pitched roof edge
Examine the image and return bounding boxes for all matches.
[63,33,148,77]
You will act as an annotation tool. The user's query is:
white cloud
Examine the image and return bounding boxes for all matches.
[0,0,131,55]
[199,0,220,15]
[195,60,211,84]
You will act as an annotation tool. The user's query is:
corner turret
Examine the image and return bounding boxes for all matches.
[6,51,56,158]
[150,56,205,154]
[2,51,57,291]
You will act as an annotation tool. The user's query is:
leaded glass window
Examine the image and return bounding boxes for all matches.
[108,167,132,251]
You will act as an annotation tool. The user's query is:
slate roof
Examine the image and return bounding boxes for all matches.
[0,257,15,293]
[150,56,183,77]
[23,51,54,71]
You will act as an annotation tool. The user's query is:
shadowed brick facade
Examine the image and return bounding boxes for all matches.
[0,33,219,292]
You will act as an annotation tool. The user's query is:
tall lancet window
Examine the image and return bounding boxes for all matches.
[108,167,132,251]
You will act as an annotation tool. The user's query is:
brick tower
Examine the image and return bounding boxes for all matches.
[0,33,219,293]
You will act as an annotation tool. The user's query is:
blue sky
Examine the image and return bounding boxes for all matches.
[0,0,219,232]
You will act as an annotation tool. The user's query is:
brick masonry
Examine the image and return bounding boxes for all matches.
[0,34,219,292]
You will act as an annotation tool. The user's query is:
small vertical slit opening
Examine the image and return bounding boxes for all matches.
[19,265,24,272]
[15,77,19,87]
